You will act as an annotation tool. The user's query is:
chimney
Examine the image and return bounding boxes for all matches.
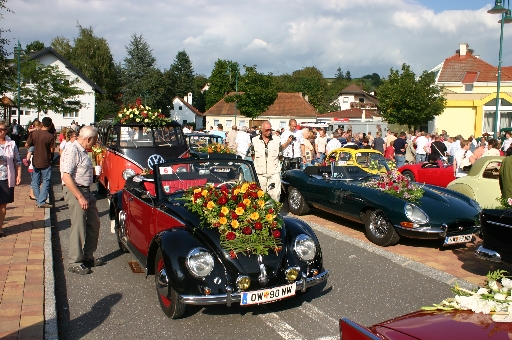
[459,43,468,56]
[362,109,366,122]
[187,92,192,104]
[305,95,309,102]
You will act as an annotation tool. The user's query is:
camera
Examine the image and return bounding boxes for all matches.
[289,135,296,141]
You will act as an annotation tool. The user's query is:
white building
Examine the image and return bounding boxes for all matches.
[170,93,205,129]
[8,47,103,128]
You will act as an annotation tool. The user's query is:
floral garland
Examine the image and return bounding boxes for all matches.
[368,159,396,172]
[496,197,512,209]
[184,182,283,257]
[197,142,235,154]
[116,98,169,127]
[363,169,423,202]
[422,270,512,322]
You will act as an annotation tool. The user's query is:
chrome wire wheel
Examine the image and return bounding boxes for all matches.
[368,210,389,239]
[287,187,310,215]
[289,189,302,211]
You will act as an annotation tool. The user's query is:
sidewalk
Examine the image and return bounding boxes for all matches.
[0,148,56,340]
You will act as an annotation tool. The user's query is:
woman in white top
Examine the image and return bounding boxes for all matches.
[483,138,501,157]
[453,139,475,178]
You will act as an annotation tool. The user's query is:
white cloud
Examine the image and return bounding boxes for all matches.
[2,0,511,79]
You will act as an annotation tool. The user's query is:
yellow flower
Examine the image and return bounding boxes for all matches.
[207,201,215,210]
[266,214,274,221]
[202,190,208,197]
[235,207,245,215]
[257,190,264,198]
[221,206,229,215]
[258,200,265,208]
[243,198,251,207]
[219,217,227,225]
[194,188,202,194]
[234,188,240,195]
[231,220,239,228]
[240,183,249,193]
[250,212,260,220]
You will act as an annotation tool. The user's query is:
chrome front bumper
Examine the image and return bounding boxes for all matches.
[475,245,502,263]
[179,270,329,306]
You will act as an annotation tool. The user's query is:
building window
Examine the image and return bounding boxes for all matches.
[238,120,245,127]
[359,97,364,103]
[343,97,349,103]
[183,120,187,125]
[179,106,183,110]
[63,112,79,118]
[11,109,32,116]
[483,111,496,134]
[225,120,232,128]
[280,121,287,129]
[213,119,219,127]
[464,84,473,92]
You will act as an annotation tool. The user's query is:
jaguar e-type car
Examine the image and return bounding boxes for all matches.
[475,208,512,265]
[281,165,481,246]
[110,158,328,318]
[340,310,512,340]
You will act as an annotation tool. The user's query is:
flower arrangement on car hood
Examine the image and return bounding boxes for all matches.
[363,169,423,203]
[117,98,169,127]
[184,182,283,257]
[197,142,235,154]
[422,270,512,322]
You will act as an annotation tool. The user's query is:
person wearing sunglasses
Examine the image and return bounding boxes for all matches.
[0,120,22,237]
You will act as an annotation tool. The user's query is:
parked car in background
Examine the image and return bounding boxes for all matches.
[447,156,503,208]
[325,148,387,174]
[110,158,328,318]
[281,165,481,246]
[398,160,455,187]
[96,121,188,194]
[340,310,512,340]
[475,209,512,265]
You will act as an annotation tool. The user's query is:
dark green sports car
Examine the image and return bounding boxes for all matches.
[281,165,481,246]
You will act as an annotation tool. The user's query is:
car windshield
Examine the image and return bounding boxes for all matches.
[355,152,386,167]
[156,160,257,197]
[187,134,223,150]
[118,125,184,148]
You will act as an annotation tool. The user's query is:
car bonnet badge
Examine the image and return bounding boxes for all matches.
[148,154,165,168]
[164,186,170,193]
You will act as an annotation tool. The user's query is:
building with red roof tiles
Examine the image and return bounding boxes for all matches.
[204,92,318,130]
[430,43,512,137]
[170,93,205,129]
[335,84,379,111]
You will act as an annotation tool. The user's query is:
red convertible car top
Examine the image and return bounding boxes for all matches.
[398,160,455,188]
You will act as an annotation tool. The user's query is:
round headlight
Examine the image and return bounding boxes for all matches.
[404,203,429,224]
[176,166,187,173]
[294,234,316,261]
[186,248,214,278]
[122,169,137,180]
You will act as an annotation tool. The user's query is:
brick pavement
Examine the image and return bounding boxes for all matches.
[0,148,47,340]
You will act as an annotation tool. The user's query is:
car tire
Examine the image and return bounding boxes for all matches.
[287,186,310,215]
[364,209,400,246]
[155,248,186,319]
[402,170,415,182]
[115,210,129,253]
[97,178,108,195]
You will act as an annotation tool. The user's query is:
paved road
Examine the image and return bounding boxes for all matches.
[50,174,469,340]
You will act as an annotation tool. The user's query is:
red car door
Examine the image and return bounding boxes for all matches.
[123,191,155,255]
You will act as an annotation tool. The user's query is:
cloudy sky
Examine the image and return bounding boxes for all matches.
[2,0,511,79]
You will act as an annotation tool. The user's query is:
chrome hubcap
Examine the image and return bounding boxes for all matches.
[118,210,126,241]
[289,189,301,210]
[369,210,389,239]
[156,267,169,298]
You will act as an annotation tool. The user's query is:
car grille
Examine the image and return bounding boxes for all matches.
[445,220,477,233]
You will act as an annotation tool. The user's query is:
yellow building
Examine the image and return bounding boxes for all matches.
[430,43,512,137]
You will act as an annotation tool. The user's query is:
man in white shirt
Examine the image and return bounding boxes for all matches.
[315,129,328,162]
[182,125,191,134]
[235,126,251,159]
[281,119,305,170]
[502,132,512,153]
[326,137,342,154]
[414,132,428,163]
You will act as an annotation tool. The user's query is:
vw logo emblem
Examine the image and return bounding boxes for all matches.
[148,154,165,168]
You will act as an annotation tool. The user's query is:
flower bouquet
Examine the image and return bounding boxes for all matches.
[422,270,512,322]
[197,142,234,154]
[183,182,283,257]
[91,144,106,166]
[116,98,168,127]
[363,169,423,202]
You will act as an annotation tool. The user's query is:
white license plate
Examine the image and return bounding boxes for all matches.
[240,283,296,306]
[444,234,473,245]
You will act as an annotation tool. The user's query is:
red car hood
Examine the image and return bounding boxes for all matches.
[371,310,512,340]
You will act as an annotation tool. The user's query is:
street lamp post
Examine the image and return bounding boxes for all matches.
[14,40,22,124]
[226,65,238,126]
[488,0,512,137]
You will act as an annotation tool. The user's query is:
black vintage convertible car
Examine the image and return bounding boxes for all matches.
[282,165,481,247]
[475,209,512,265]
[110,158,328,318]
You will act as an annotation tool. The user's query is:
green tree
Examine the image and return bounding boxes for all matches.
[193,74,208,113]
[0,0,14,95]
[225,65,277,119]
[50,36,72,59]
[335,67,345,80]
[378,63,445,129]
[205,59,238,110]
[95,99,120,122]
[25,40,45,53]
[167,50,195,98]
[345,70,352,81]
[121,34,161,107]
[291,66,327,112]
[13,60,85,119]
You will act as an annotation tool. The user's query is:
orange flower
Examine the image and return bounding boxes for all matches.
[250,212,260,220]
[235,207,245,215]
[257,190,264,198]
[231,220,239,228]
[202,190,208,197]
[194,188,202,194]
[266,214,274,221]
[240,183,249,193]
[219,217,227,225]
[207,201,215,210]
[234,188,240,195]
[258,200,265,208]
[243,198,251,207]
[221,206,229,215]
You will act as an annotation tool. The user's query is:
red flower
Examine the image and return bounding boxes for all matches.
[237,202,245,208]
[218,196,227,205]
[254,222,263,230]
[251,192,258,199]
[253,205,258,209]
[213,222,220,228]
[231,195,237,201]
[243,193,249,199]
[231,212,238,220]
[220,186,229,194]
[194,192,202,199]
[242,226,252,235]
[226,232,236,240]
[219,213,225,217]
[249,183,258,190]
[268,208,274,214]
[272,230,281,238]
